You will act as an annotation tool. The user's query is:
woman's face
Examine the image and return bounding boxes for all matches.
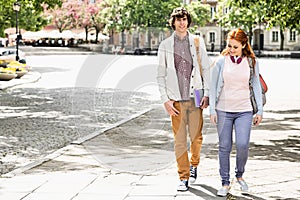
[227,39,244,57]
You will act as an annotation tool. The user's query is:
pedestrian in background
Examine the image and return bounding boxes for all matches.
[157,7,211,191]
[209,28,263,196]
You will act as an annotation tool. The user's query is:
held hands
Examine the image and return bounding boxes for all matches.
[253,114,262,126]
[201,96,209,109]
[164,100,179,116]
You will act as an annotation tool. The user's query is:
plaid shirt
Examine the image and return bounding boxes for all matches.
[174,33,193,101]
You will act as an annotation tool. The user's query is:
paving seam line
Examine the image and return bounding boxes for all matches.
[0,106,156,178]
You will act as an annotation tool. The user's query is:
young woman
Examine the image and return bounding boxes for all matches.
[209,28,263,196]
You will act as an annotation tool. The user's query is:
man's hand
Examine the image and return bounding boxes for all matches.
[164,100,179,116]
[200,96,209,109]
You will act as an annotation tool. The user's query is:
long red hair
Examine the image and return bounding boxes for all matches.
[221,28,256,67]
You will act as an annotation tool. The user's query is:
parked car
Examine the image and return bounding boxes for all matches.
[0,48,26,63]
[126,48,158,56]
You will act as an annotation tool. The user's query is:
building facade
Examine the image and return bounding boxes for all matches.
[106,0,300,52]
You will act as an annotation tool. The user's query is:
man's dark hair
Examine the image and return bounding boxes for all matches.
[169,7,192,30]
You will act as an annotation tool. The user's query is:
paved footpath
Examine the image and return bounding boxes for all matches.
[0,105,299,200]
[0,52,299,199]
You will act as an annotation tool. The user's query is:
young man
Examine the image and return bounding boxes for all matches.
[157,7,211,191]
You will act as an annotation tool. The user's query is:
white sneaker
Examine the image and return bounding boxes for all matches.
[237,179,249,193]
[177,179,189,191]
[217,186,229,197]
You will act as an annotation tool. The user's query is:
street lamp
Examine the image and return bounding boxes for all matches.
[13,1,21,61]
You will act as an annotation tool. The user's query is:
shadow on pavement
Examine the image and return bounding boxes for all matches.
[189,184,266,200]
[206,110,300,162]
[188,186,217,199]
[31,66,70,73]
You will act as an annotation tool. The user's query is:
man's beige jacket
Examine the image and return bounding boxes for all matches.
[157,31,211,103]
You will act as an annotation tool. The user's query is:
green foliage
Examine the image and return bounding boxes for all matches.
[122,0,181,30]
[186,1,210,31]
[217,0,257,32]
[1,0,213,39]
[227,0,300,31]
[223,0,300,49]
[0,0,62,37]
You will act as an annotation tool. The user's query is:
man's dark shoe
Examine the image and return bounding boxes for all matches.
[189,166,197,184]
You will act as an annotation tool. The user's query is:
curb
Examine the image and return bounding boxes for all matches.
[1,145,72,178]
[0,71,41,90]
[0,107,155,178]
[71,107,154,145]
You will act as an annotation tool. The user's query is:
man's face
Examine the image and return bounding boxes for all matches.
[174,16,188,33]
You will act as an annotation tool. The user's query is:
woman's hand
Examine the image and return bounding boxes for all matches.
[253,114,262,126]
[210,114,217,125]
[164,100,179,116]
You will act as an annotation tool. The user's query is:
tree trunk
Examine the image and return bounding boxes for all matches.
[147,20,151,49]
[121,30,125,49]
[148,30,151,49]
[95,26,99,43]
[85,27,88,43]
[111,30,114,45]
[248,29,253,46]
[136,27,140,49]
[248,22,253,45]
[280,28,284,50]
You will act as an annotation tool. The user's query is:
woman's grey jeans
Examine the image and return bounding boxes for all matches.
[216,110,253,186]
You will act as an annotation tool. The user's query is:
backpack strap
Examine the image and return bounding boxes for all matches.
[194,36,203,78]
[248,57,268,94]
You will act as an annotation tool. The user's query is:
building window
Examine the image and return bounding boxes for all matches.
[224,7,229,14]
[210,6,216,19]
[159,32,164,42]
[209,32,215,43]
[289,30,296,42]
[272,31,279,42]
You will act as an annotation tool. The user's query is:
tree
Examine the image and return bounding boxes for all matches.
[216,0,263,45]
[264,0,300,50]
[229,0,300,50]
[121,0,182,48]
[43,2,74,32]
[43,0,104,43]
[101,0,128,47]
[73,1,94,42]
[123,0,180,48]
[76,1,96,42]
[88,0,106,43]
[0,0,62,37]
[186,1,210,32]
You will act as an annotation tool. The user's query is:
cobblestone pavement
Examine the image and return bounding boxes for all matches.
[0,87,158,175]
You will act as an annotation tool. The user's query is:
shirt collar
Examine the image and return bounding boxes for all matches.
[174,32,189,42]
